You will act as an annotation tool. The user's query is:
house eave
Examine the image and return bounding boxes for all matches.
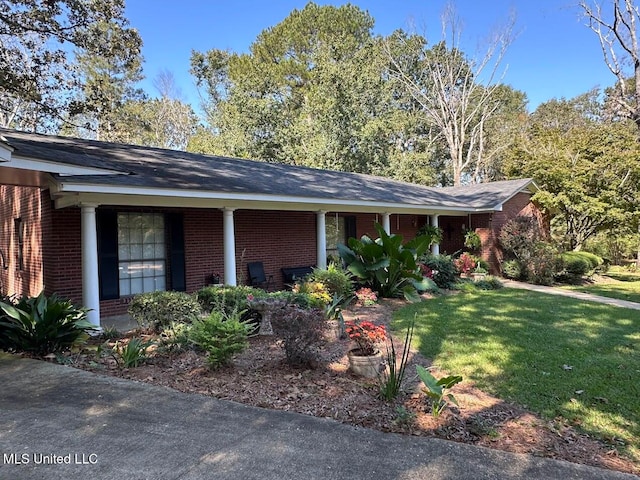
[51,182,498,215]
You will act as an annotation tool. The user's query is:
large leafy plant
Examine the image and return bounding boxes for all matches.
[0,291,95,355]
[338,224,435,301]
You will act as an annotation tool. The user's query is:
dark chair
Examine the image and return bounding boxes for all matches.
[247,262,273,290]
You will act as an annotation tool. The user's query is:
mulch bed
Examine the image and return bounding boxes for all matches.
[66,298,638,476]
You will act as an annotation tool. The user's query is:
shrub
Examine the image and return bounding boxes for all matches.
[338,223,433,301]
[292,281,332,306]
[188,311,249,368]
[272,306,326,368]
[0,292,95,355]
[501,259,523,280]
[578,251,604,269]
[420,253,458,289]
[266,290,318,309]
[306,263,354,298]
[128,291,201,332]
[458,276,503,292]
[560,252,592,277]
[158,321,193,353]
[527,243,558,285]
[196,286,266,315]
[499,216,543,263]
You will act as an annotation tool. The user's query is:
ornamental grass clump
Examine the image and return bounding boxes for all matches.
[345,319,386,356]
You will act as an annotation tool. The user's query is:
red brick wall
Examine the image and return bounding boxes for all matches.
[45,207,83,305]
[475,193,546,274]
[0,185,44,298]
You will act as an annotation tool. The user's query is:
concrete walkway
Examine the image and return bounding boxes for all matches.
[501,280,640,311]
[0,355,637,480]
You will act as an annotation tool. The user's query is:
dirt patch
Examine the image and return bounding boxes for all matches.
[67,299,638,476]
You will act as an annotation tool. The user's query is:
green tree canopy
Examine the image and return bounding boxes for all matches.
[506,93,640,251]
[0,0,141,132]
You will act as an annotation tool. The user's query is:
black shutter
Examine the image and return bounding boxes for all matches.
[345,215,357,243]
[167,213,186,292]
[96,210,119,300]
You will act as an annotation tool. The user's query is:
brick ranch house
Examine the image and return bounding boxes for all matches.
[0,128,542,327]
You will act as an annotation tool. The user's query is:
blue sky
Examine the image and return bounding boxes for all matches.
[125,1,616,113]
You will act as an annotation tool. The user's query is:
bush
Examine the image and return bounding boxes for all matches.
[196,285,266,315]
[577,251,604,269]
[527,243,558,285]
[292,280,332,306]
[560,252,593,276]
[272,306,326,368]
[0,292,95,355]
[306,263,354,298]
[420,253,458,289]
[501,260,523,280]
[187,311,249,368]
[266,290,318,309]
[499,216,543,263]
[128,291,201,332]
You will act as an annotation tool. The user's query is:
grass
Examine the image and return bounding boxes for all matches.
[393,288,640,461]
[562,266,640,304]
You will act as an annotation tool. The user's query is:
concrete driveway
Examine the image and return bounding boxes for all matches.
[0,354,637,480]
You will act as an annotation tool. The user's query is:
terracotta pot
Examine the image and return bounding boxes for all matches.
[347,349,385,378]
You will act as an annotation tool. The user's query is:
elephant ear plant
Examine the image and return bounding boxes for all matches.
[338,223,435,302]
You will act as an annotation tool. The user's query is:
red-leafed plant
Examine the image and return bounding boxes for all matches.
[453,252,477,275]
[345,319,386,356]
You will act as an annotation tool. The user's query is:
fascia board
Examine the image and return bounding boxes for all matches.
[7,155,127,176]
[54,182,495,215]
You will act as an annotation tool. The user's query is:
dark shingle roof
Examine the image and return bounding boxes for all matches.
[0,128,534,211]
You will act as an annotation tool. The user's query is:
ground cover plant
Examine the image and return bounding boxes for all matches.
[393,288,640,463]
[561,267,640,304]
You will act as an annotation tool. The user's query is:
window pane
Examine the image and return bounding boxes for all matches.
[130,277,143,295]
[118,245,129,261]
[119,279,130,296]
[143,277,155,292]
[143,244,155,259]
[130,244,142,260]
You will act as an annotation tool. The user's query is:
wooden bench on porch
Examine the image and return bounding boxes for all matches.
[281,266,314,286]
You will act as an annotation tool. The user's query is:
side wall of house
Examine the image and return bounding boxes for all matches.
[471,192,545,274]
[0,185,45,298]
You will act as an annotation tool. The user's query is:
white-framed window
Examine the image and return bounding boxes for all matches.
[117,213,166,296]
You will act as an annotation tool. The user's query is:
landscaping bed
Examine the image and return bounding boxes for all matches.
[67,298,638,476]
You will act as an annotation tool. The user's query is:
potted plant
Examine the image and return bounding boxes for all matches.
[453,252,477,277]
[345,319,386,378]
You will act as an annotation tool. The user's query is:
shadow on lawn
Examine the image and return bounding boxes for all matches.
[393,288,640,462]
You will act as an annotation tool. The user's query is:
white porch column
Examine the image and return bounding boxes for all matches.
[431,214,440,255]
[381,213,391,235]
[316,211,327,270]
[81,204,101,328]
[223,208,237,286]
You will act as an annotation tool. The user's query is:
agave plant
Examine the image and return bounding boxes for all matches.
[338,223,435,301]
[0,291,95,355]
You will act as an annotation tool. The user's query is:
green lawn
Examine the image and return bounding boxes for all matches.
[562,267,640,304]
[393,288,640,461]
